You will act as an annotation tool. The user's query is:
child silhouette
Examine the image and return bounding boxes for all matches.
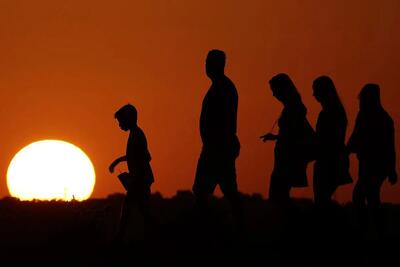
[109,104,154,242]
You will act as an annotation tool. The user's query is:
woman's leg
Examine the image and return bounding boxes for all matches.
[366,177,385,237]
[353,178,368,235]
[314,182,336,207]
[269,175,291,204]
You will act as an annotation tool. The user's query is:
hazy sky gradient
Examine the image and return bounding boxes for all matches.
[0,0,399,202]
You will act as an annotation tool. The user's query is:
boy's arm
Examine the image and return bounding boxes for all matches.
[109,156,127,173]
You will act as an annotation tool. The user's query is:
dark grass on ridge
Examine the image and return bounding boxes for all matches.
[0,192,399,266]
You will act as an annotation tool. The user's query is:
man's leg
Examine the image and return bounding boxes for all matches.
[223,190,244,235]
[192,151,217,217]
[219,158,244,234]
[367,177,385,238]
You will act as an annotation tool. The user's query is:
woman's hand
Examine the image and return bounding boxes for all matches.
[260,133,278,142]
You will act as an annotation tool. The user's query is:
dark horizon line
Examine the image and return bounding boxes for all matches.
[2,190,400,205]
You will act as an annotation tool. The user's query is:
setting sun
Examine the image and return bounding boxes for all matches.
[7,140,96,201]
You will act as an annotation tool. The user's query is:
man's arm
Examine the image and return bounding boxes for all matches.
[227,86,238,136]
[219,82,238,140]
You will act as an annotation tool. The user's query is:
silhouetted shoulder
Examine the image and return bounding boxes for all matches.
[298,103,307,116]
[223,76,238,95]
[383,110,394,126]
[283,102,307,121]
[135,127,148,142]
[127,126,151,163]
[224,76,236,87]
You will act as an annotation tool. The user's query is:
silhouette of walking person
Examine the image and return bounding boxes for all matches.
[312,76,352,207]
[261,73,314,203]
[192,49,243,233]
[109,104,155,243]
[347,84,397,237]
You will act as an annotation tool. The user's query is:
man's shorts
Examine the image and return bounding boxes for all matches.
[193,150,238,196]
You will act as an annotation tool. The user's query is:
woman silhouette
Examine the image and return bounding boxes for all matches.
[312,76,352,206]
[348,84,397,234]
[261,73,313,203]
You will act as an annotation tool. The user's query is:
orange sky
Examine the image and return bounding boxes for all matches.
[0,0,399,203]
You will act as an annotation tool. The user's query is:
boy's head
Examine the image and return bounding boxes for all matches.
[114,104,137,131]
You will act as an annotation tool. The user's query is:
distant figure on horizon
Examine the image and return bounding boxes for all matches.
[261,73,315,203]
[109,104,154,243]
[193,49,243,232]
[347,84,397,236]
[312,76,352,207]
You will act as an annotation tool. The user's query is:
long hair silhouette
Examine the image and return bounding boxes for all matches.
[265,73,311,204]
[269,73,304,108]
[312,76,351,206]
[348,83,397,237]
[359,83,383,112]
[313,76,346,116]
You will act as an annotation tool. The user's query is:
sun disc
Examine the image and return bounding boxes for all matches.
[7,140,96,201]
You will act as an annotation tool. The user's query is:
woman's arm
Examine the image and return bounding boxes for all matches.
[387,118,397,185]
[260,133,278,142]
[347,114,361,154]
